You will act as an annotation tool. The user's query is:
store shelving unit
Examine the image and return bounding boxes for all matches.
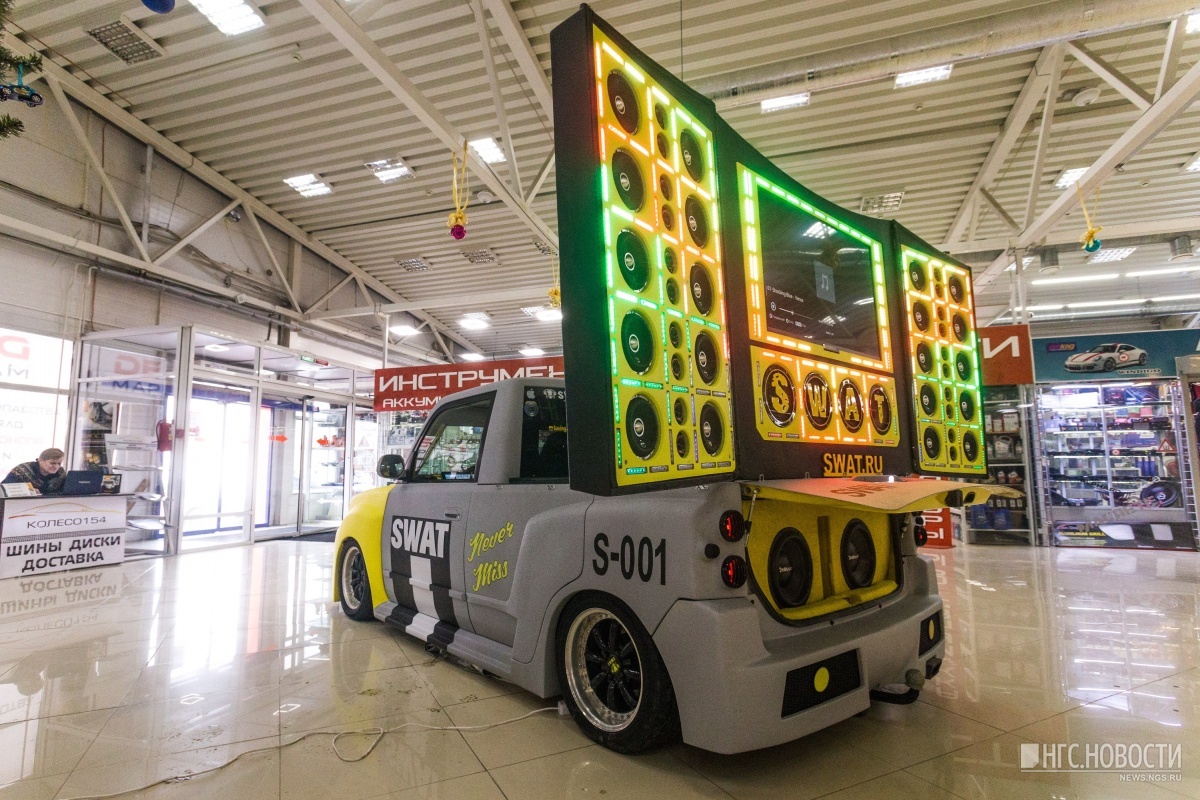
[1035,380,1197,548]
[967,385,1037,545]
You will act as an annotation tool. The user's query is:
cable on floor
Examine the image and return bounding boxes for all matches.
[58,705,562,800]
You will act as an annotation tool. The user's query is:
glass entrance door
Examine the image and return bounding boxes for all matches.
[303,400,347,532]
[180,381,255,550]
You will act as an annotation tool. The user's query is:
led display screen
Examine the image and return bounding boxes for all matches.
[757,187,880,361]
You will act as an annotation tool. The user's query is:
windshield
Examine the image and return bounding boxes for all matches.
[1088,344,1118,353]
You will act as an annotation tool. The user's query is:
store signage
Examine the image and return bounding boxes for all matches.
[979,324,1033,386]
[0,495,126,578]
[374,357,565,411]
[0,326,72,389]
[1033,329,1200,383]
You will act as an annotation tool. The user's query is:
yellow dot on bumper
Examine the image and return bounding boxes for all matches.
[813,667,830,693]
[928,620,936,639]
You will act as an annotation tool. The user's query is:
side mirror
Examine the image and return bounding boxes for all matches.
[377,454,406,481]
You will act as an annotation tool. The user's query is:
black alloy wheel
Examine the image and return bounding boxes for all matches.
[339,539,374,621]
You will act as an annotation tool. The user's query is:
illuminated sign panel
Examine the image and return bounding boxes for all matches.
[898,244,985,475]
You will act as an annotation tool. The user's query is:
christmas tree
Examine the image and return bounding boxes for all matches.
[1,0,43,140]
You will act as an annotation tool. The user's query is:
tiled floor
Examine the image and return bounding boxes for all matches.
[2,541,1200,799]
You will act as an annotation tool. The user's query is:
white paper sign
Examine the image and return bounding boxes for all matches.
[1,495,126,578]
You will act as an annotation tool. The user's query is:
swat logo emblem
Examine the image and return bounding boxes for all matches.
[390,516,450,558]
[838,379,865,433]
[761,364,795,427]
[803,372,833,430]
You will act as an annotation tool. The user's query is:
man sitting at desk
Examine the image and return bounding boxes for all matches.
[2,448,66,495]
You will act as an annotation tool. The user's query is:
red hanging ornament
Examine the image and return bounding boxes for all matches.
[448,140,469,240]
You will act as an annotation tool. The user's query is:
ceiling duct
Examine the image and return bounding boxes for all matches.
[86,15,166,65]
[1169,235,1195,260]
[1038,249,1060,274]
[697,0,1196,109]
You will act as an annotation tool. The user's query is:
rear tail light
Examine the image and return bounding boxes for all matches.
[912,514,927,546]
[721,555,747,588]
[719,510,745,542]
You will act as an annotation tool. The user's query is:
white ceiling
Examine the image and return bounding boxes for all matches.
[8,0,1200,358]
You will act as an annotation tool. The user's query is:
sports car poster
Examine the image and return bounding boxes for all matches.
[1032,329,1200,383]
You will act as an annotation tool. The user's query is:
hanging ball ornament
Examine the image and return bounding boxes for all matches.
[1083,237,1102,253]
[547,286,561,308]
[448,211,467,240]
[141,0,176,12]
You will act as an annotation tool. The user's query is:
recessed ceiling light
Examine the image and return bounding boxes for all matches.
[469,138,506,164]
[1187,13,1200,34]
[1055,167,1088,189]
[521,306,546,316]
[519,347,545,357]
[284,173,331,197]
[760,92,810,113]
[395,257,430,272]
[460,352,486,362]
[364,157,414,183]
[389,324,421,336]
[859,191,904,215]
[1087,246,1136,264]
[459,312,491,330]
[894,65,953,89]
[536,308,563,322]
[1031,273,1120,286]
[86,17,166,64]
[1183,153,1200,173]
[203,343,229,352]
[190,0,265,36]
[533,240,558,256]
[461,249,497,264]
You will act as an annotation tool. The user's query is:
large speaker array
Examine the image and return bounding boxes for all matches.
[594,30,736,488]
[899,247,985,475]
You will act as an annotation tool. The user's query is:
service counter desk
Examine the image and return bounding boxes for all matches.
[0,494,128,578]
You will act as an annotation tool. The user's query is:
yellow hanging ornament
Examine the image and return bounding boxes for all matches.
[448,140,469,239]
[1075,182,1103,253]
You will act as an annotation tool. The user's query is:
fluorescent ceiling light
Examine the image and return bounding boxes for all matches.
[364,157,414,183]
[1055,167,1088,189]
[760,92,810,113]
[1066,298,1146,308]
[1151,292,1200,302]
[1188,13,1200,34]
[189,0,265,36]
[459,312,491,331]
[859,191,904,215]
[203,343,229,352]
[804,222,834,238]
[1031,273,1120,286]
[284,173,331,197]
[1087,246,1136,264]
[469,138,506,164]
[894,64,953,88]
[519,347,545,357]
[1183,153,1200,173]
[1126,265,1200,278]
[1005,256,1035,272]
[852,297,873,306]
[1014,304,1064,311]
[389,324,421,336]
[536,308,563,322]
[460,352,486,362]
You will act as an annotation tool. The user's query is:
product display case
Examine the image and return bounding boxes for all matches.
[1036,380,1197,549]
[967,385,1037,544]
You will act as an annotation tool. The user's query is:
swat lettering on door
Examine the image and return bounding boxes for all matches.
[390,516,450,558]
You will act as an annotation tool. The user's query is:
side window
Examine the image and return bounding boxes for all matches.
[410,396,493,482]
[519,386,568,481]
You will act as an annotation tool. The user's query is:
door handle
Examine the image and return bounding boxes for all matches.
[444,508,462,520]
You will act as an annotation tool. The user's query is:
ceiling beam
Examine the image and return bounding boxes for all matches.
[152,198,241,267]
[472,0,521,196]
[942,49,1058,244]
[974,57,1200,289]
[1023,45,1065,228]
[1154,16,1188,101]
[307,285,552,321]
[7,34,478,355]
[295,0,558,248]
[1063,42,1152,111]
[979,188,1020,233]
[480,0,554,123]
[948,216,1200,256]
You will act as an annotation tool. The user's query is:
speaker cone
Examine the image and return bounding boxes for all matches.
[625,395,659,459]
[615,228,650,292]
[768,528,814,608]
[611,149,645,211]
[693,331,719,385]
[690,263,714,315]
[679,128,705,182]
[840,520,877,589]
[684,195,709,248]
[606,70,640,134]
[620,310,655,375]
[699,401,724,455]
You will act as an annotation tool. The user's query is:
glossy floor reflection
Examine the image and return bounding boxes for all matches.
[3,542,1200,798]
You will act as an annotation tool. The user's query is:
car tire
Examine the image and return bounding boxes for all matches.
[1139,353,1148,365]
[556,592,681,753]
[1103,358,1115,372]
[338,539,375,621]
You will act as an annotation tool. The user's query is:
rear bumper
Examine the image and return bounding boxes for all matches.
[653,555,944,754]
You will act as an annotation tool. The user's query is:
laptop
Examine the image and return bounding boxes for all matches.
[63,470,104,495]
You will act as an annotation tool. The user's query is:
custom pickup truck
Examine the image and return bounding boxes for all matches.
[333,377,1010,754]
